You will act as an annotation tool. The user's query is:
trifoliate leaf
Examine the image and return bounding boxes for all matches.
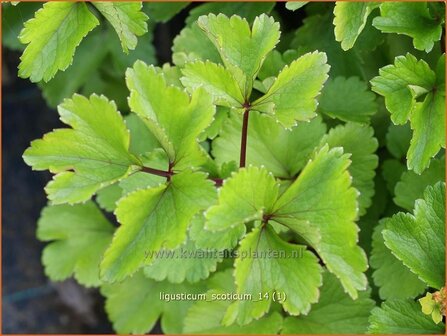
[143,236,222,284]
[23,94,140,204]
[370,223,426,300]
[394,157,445,211]
[282,272,375,334]
[18,2,99,82]
[101,271,207,334]
[190,215,246,251]
[273,145,367,298]
[100,171,216,282]
[213,113,326,179]
[386,123,412,159]
[37,202,114,287]
[318,76,378,123]
[186,2,275,25]
[333,2,379,50]
[92,2,148,53]
[172,22,221,66]
[368,299,445,334]
[126,61,215,170]
[197,14,280,97]
[383,182,445,289]
[205,166,279,231]
[322,122,379,215]
[371,53,445,174]
[373,2,443,52]
[253,51,330,128]
[225,226,322,325]
[181,61,244,107]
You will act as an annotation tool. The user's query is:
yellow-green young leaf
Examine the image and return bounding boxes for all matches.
[318,76,378,123]
[394,157,445,211]
[383,182,445,290]
[212,112,326,179]
[23,94,140,204]
[272,145,367,299]
[322,122,379,216]
[282,272,375,334]
[190,215,246,251]
[101,271,207,334]
[126,61,215,170]
[368,299,445,334]
[334,2,379,51]
[370,223,426,300]
[181,61,245,108]
[253,51,330,128]
[197,14,280,97]
[143,236,222,283]
[225,226,322,325]
[371,54,445,174]
[37,202,114,287]
[92,2,148,53]
[285,2,308,11]
[100,171,216,282]
[184,270,283,334]
[205,166,279,231]
[373,2,443,52]
[18,2,99,82]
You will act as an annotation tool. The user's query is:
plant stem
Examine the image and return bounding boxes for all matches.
[240,104,251,168]
[141,166,172,178]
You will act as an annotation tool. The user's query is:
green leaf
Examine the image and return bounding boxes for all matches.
[371,53,445,174]
[386,123,412,159]
[381,159,406,195]
[383,182,445,289]
[394,157,445,211]
[186,2,275,25]
[100,171,216,282]
[37,202,114,287]
[226,226,322,325]
[101,271,207,334]
[272,145,367,298]
[172,22,221,66]
[333,2,379,50]
[213,112,326,179]
[181,61,245,108]
[143,2,189,23]
[23,94,140,204]
[39,30,110,107]
[190,215,246,251]
[253,51,330,128]
[368,299,445,334]
[126,61,215,170]
[373,2,443,52]
[2,2,41,51]
[197,14,280,97]
[92,2,148,53]
[18,2,99,82]
[205,166,279,231]
[96,183,122,212]
[285,2,308,11]
[370,223,426,300]
[322,122,379,215]
[282,272,375,334]
[143,236,222,283]
[318,77,378,123]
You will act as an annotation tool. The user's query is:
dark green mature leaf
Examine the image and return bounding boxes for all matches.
[282,272,375,334]
[383,182,445,289]
[368,299,445,334]
[144,2,189,23]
